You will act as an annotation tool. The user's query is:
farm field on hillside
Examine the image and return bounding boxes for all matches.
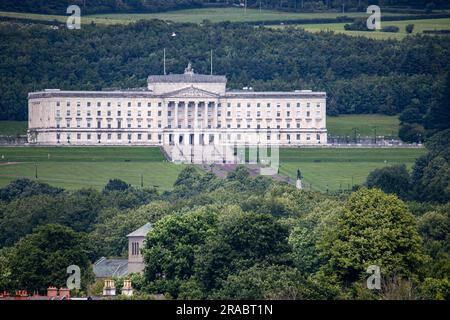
[0,8,409,25]
[285,18,450,40]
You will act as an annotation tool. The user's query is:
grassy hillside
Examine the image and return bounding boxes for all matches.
[0,121,27,136]
[0,8,409,25]
[286,18,450,40]
[327,114,399,137]
[0,146,425,192]
[0,147,183,190]
[279,148,426,192]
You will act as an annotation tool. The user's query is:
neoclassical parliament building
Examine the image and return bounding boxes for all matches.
[28,64,327,162]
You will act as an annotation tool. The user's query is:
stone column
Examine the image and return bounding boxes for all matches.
[214,102,219,129]
[204,102,209,129]
[174,101,178,129]
[194,102,199,129]
[184,101,188,128]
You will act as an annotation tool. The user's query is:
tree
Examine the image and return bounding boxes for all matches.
[405,24,415,34]
[411,129,450,203]
[399,123,425,143]
[90,201,172,257]
[0,178,63,202]
[366,164,411,199]
[8,224,94,293]
[320,188,427,285]
[142,206,219,297]
[104,178,130,192]
[424,72,450,137]
[212,264,321,300]
[195,207,291,292]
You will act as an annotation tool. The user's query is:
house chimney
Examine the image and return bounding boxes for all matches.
[47,287,58,298]
[121,279,133,297]
[59,287,70,299]
[103,279,116,296]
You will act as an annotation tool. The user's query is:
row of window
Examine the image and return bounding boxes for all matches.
[56,109,320,119]
[56,132,322,142]
[58,119,320,130]
[55,101,322,109]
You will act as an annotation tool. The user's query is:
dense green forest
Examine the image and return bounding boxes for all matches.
[0,1,447,15]
[1,19,449,123]
[0,125,449,298]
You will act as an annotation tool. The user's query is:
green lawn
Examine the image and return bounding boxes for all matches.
[0,146,426,193]
[279,148,426,192]
[0,147,184,191]
[0,8,408,25]
[0,121,27,136]
[327,114,399,137]
[282,18,450,40]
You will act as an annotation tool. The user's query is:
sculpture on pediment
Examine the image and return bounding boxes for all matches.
[184,62,194,75]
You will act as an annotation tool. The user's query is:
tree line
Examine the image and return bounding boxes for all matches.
[0,19,449,122]
[0,1,448,15]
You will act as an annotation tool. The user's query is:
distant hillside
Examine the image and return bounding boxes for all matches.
[1,0,448,15]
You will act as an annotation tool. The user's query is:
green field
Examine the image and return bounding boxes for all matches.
[279,148,426,192]
[0,8,408,25]
[327,114,399,137]
[0,121,27,136]
[0,146,425,193]
[0,147,184,191]
[287,18,450,40]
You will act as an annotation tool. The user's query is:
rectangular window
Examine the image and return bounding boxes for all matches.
[97,102,101,107]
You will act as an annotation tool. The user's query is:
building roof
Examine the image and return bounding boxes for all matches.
[127,222,152,238]
[148,73,227,84]
[93,257,128,279]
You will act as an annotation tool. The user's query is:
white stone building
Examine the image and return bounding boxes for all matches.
[28,64,327,162]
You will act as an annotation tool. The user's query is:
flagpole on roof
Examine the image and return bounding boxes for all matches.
[210,50,213,75]
[163,48,166,75]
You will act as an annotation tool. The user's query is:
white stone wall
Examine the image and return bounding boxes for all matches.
[28,88,327,146]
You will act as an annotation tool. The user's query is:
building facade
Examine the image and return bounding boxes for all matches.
[28,64,327,153]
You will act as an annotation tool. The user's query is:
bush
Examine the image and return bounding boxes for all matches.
[366,165,411,200]
[104,178,130,192]
[406,24,414,34]
[381,26,400,33]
